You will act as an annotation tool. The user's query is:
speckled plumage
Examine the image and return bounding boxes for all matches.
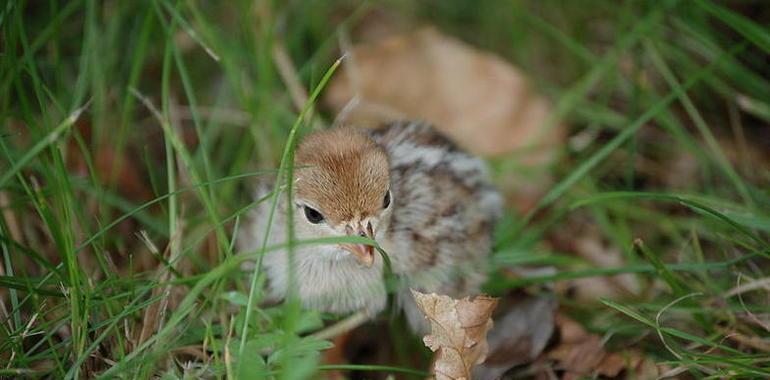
[239,121,502,331]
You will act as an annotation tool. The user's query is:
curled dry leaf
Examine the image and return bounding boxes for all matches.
[411,289,499,380]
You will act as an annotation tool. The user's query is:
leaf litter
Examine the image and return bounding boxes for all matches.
[411,290,498,380]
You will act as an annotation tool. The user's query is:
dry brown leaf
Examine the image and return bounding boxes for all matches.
[473,295,557,380]
[66,119,154,204]
[570,232,641,300]
[549,221,641,301]
[326,26,564,211]
[545,314,655,380]
[327,26,560,158]
[411,289,498,380]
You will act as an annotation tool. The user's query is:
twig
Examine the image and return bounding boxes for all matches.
[724,276,770,298]
[171,345,210,361]
[311,310,370,341]
[655,293,715,376]
[131,90,188,346]
[273,42,309,116]
[129,88,164,122]
[730,274,770,332]
[337,24,360,101]
[272,40,325,131]
[0,191,22,243]
[714,326,770,352]
[331,24,360,128]
[176,106,251,125]
[254,310,371,356]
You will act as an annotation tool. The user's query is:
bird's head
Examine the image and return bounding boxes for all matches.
[292,127,392,267]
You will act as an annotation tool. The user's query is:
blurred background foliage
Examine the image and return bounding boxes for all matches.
[1,0,770,378]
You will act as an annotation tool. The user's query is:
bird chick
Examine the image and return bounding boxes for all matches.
[239,121,502,331]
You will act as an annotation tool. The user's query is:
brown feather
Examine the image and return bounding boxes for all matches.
[294,127,390,225]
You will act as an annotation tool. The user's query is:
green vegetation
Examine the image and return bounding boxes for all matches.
[1,0,769,378]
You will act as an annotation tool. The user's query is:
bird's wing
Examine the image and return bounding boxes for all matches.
[238,179,289,263]
[370,121,502,294]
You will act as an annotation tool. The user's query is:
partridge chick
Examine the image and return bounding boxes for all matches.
[239,121,502,331]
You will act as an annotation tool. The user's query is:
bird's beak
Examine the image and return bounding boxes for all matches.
[341,223,376,268]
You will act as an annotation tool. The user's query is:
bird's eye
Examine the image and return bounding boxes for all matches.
[383,190,391,209]
[303,206,325,224]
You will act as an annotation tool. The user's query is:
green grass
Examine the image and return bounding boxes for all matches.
[2,0,770,378]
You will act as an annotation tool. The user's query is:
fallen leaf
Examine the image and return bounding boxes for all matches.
[473,294,557,380]
[545,314,654,380]
[67,119,154,204]
[549,221,641,301]
[411,289,498,380]
[327,26,560,158]
[326,26,564,211]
